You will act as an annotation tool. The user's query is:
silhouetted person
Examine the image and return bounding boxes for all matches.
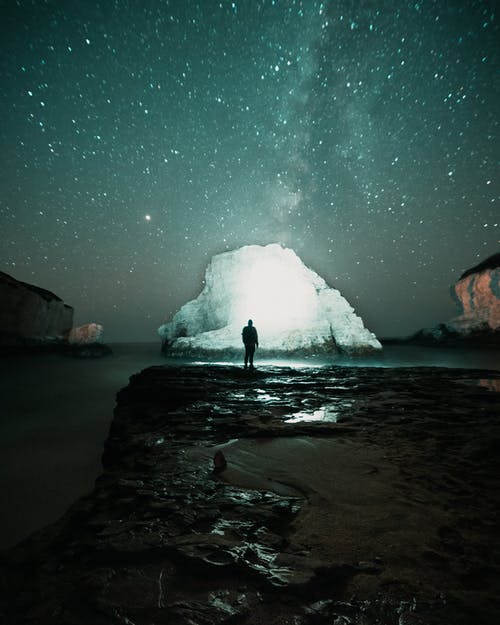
[242,319,258,369]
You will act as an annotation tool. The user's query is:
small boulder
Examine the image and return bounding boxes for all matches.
[213,450,227,472]
[68,323,103,344]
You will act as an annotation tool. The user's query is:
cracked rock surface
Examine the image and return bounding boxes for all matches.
[1,364,499,624]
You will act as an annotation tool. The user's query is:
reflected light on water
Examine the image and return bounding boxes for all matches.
[191,359,324,369]
[284,406,339,424]
[176,345,500,370]
[256,389,280,401]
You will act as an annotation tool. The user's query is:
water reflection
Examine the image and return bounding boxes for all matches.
[211,518,252,536]
[284,405,339,424]
[187,345,500,370]
[255,389,280,402]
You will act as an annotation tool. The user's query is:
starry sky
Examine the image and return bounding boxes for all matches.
[1,0,498,341]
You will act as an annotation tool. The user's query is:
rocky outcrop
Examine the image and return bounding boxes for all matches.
[0,271,73,347]
[449,253,500,333]
[66,323,111,358]
[410,253,500,344]
[68,323,104,344]
[159,244,381,356]
[1,364,499,624]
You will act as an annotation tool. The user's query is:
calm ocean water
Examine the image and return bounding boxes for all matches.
[0,342,498,550]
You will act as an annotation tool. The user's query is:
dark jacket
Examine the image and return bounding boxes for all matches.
[242,325,258,346]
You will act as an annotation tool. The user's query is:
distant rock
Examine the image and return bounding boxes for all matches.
[159,244,381,356]
[450,253,500,333]
[0,270,73,351]
[68,323,104,345]
[410,253,500,344]
[66,324,112,357]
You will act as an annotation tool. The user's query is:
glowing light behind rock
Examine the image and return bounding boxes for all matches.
[229,252,318,334]
[159,244,381,355]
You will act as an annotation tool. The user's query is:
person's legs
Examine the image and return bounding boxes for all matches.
[249,345,255,368]
[244,345,249,368]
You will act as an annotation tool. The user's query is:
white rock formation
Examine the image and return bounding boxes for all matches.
[159,244,381,356]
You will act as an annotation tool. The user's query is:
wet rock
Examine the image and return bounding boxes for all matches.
[1,364,499,624]
[213,450,227,472]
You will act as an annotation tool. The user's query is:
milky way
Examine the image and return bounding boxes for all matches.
[1,0,498,340]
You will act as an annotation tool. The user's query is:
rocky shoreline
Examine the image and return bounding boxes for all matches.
[1,364,499,624]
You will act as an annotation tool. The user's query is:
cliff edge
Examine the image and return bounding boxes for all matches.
[411,253,500,344]
[450,252,500,333]
[0,271,73,349]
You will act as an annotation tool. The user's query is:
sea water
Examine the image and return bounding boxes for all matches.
[0,342,497,550]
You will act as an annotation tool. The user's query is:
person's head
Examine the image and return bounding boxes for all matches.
[248,319,253,326]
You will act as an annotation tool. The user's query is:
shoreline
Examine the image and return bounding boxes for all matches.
[0,343,498,551]
[0,342,498,552]
[1,363,499,624]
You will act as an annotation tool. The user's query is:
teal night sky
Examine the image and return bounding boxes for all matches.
[1,0,498,340]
